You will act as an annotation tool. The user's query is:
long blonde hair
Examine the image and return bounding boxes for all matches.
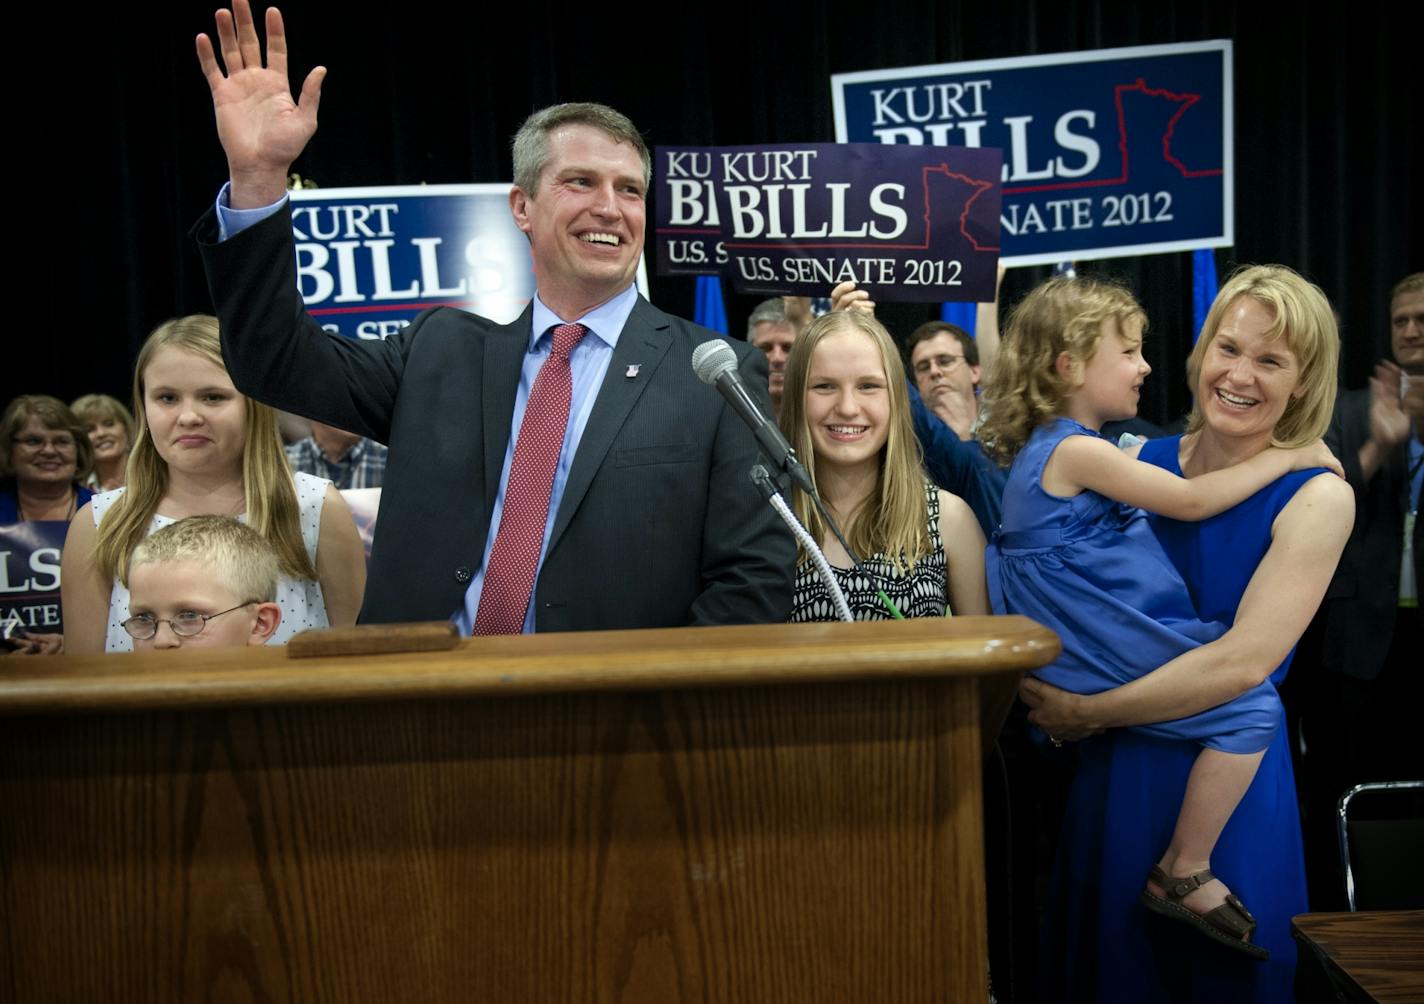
[979,277,1146,464]
[95,315,318,585]
[1185,265,1339,447]
[778,311,929,573]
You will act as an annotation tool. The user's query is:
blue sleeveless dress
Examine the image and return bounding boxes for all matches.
[985,418,1280,753]
[1040,435,1323,1004]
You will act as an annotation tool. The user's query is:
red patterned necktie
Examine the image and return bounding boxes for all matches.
[474,322,589,635]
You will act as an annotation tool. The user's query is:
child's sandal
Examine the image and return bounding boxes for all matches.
[1139,865,1270,961]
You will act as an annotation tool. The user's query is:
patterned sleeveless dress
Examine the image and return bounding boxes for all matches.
[790,481,948,621]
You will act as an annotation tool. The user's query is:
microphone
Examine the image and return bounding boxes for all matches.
[692,339,816,497]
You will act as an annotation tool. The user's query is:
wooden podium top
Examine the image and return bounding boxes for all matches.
[0,615,1057,715]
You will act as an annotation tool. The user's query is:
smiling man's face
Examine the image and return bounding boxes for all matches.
[1391,288,1424,373]
[509,123,646,318]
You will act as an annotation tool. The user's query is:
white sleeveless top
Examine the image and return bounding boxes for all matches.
[92,473,330,652]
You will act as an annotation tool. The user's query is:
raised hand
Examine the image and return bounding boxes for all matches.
[782,296,813,332]
[196,0,326,208]
[927,383,979,441]
[1367,360,1411,450]
[830,280,875,315]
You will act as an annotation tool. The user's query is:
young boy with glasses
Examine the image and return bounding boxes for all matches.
[123,516,282,650]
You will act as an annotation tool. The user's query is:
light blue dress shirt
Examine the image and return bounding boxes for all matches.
[215,185,638,634]
[452,288,633,634]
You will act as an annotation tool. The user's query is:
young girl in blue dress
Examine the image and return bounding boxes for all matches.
[981,277,1339,959]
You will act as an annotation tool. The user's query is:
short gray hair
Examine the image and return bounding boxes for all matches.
[746,298,789,339]
[511,102,651,195]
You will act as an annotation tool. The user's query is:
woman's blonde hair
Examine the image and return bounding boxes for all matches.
[70,393,136,444]
[979,276,1146,464]
[1185,265,1339,447]
[95,315,317,585]
[778,310,930,573]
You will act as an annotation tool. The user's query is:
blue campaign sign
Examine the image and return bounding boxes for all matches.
[290,185,532,339]
[832,41,1232,265]
[0,520,68,640]
[289,186,650,340]
[655,142,1003,302]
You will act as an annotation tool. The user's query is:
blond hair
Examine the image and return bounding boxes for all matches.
[70,393,136,443]
[1391,272,1424,302]
[1185,265,1339,447]
[128,515,279,603]
[97,315,318,586]
[979,277,1146,464]
[778,311,929,573]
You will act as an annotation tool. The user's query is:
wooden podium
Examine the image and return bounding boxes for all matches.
[0,617,1057,1003]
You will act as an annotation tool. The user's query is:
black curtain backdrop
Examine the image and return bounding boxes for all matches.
[14,0,1418,427]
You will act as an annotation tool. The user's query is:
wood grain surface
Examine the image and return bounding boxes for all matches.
[0,615,1056,714]
[1293,910,1424,1002]
[1,619,1057,1002]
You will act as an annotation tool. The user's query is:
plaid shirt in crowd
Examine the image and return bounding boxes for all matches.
[285,436,389,490]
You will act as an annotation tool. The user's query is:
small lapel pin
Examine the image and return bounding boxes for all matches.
[625,364,641,379]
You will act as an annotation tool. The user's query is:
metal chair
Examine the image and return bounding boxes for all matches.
[1336,780,1424,911]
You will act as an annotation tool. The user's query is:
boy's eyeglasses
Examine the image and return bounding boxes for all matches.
[121,601,260,641]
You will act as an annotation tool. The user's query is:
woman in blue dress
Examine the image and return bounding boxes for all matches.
[1019,265,1353,1003]
[981,276,1338,963]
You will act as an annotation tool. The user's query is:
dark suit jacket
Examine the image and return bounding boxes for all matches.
[1321,387,1421,679]
[906,382,1005,538]
[196,205,793,629]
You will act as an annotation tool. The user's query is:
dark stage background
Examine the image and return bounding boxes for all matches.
[13,0,1419,424]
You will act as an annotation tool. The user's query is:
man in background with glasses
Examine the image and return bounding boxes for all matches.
[907,321,984,441]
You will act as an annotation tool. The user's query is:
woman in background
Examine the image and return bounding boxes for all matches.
[71,393,135,491]
[0,395,95,654]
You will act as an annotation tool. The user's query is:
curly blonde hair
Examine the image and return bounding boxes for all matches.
[778,310,930,573]
[979,277,1146,464]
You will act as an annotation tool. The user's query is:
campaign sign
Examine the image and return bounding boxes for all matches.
[656,147,728,277]
[0,521,68,641]
[658,143,1002,302]
[290,185,541,339]
[832,41,1232,265]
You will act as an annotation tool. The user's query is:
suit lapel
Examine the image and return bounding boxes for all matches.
[482,305,533,512]
[547,297,671,552]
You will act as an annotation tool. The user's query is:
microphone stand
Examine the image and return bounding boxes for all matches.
[750,465,855,622]
[750,466,908,623]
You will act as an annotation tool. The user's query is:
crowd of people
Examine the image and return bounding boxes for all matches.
[3,2,1418,1000]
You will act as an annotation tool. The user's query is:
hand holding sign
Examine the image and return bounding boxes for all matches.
[830,281,876,316]
[196,0,326,209]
